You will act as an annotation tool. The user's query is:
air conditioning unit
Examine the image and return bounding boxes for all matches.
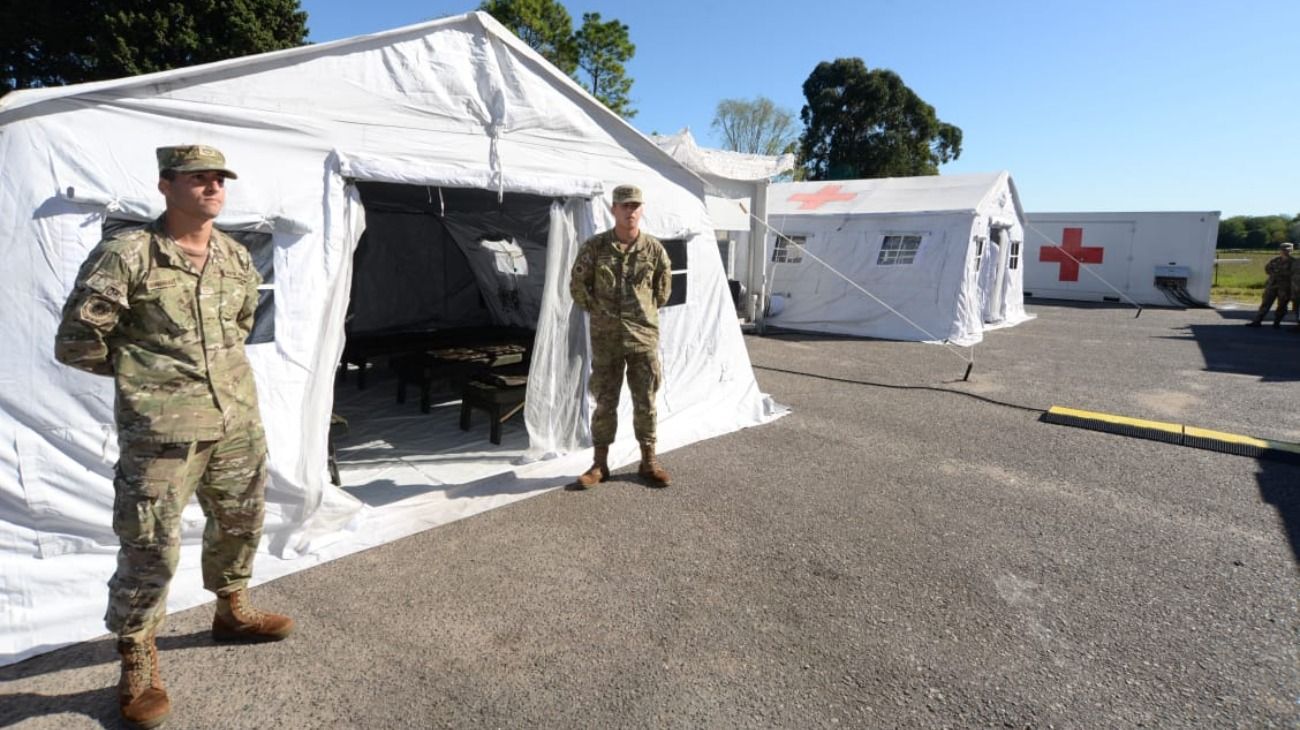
[1153,264,1190,288]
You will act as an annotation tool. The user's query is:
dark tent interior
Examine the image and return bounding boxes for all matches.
[329,183,555,478]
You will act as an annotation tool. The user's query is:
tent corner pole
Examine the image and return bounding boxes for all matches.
[747,179,770,330]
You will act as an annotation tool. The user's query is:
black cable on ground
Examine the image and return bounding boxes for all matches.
[751,364,1047,415]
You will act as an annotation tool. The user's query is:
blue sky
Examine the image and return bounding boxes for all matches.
[300,0,1298,217]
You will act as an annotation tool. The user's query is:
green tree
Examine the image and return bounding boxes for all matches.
[1217,217,1247,248]
[1,0,308,94]
[711,96,798,156]
[1242,215,1289,245]
[1244,228,1270,248]
[573,12,635,118]
[798,57,961,180]
[479,1,637,118]
[1219,214,1297,248]
[479,0,577,74]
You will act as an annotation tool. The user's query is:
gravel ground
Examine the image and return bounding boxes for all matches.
[3,301,1297,729]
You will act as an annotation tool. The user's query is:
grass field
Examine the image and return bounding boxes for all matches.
[1211,249,1279,303]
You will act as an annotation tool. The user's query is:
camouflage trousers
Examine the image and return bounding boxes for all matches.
[106,429,268,641]
[1253,282,1291,323]
[589,344,662,448]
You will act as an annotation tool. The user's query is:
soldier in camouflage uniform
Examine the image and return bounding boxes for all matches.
[1246,242,1293,327]
[569,184,673,488]
[54,145,293,729]
[1291,245,1300,332]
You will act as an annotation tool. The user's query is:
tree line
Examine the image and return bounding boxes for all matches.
[1217,215,1300,249]
[0,1,309,92]
[0,0,636,117]
[2,0,959,184]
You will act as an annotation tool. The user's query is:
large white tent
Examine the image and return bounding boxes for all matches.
[762,173,1033,345]
[0,12,782,665]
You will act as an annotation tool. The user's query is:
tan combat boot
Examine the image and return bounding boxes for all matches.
[573,446,610,488]
[638,443,671,488]
[212,588,295,643]
[117,634,170,729]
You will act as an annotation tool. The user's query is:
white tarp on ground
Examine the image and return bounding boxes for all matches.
[0,11,784,666]
[1022,211,1220,306]
[762,172,1033,345]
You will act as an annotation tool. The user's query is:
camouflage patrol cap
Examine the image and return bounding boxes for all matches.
[612,184,643,204]
[1282,242,1294,251]
[156,144,238,179]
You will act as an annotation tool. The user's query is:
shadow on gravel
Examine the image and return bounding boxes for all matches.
[0,630,212,728]
[1257,460,1300,565]
[758,328,893,343]
[0,685,121,729]
[341,472,561,509]
[0,630,212,682]
[1174,313,1300,382]
[562,472,671,492]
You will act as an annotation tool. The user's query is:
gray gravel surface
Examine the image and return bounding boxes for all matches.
[3,302,1297,729]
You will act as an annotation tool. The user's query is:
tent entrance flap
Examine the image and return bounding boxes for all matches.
[979,226,1009,324]
[331,182,562,497]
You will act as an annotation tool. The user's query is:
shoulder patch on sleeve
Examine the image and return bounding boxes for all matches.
[79,296,118,326]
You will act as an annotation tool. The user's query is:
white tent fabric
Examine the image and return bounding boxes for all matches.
[763,172,1033,345]
[0,11,784,665]
[650,130,795,188]
[651,128,794,229]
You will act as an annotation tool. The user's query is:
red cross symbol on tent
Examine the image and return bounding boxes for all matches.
[788,184,856,210]
[1038,227,1104,282]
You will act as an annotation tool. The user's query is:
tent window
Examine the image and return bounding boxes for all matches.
[973,236,986,271]
[1008,240,1021,270]
[101,218,275,343]
[772,235,805,264]
[877,234,922,266]
[662,238,688,307]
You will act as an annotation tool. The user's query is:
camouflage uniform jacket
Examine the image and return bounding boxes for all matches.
[1264,255,1292,288]
[570,229,672,350]
[55,218,263,443]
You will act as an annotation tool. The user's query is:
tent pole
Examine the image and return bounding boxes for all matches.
[747,179,769,330]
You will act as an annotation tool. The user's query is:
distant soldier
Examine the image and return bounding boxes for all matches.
[1246,242,1292,327]
[55,145,293,728]
[1292,245,1300,332]
[569,184,674,488]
